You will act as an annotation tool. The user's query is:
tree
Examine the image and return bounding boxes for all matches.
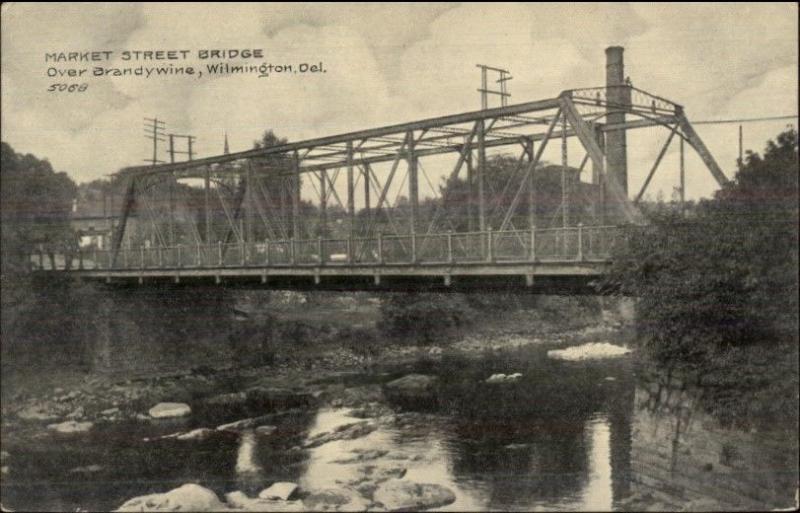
[610,128,799,362]
[1,142,77,274]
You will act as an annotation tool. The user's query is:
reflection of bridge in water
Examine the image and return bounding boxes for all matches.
[33,47,727,293]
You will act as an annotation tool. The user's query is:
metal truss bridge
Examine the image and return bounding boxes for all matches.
[33,52,727,294]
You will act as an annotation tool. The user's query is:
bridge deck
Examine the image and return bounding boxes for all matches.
[32,227,618,292]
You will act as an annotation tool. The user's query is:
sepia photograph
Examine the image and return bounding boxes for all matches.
[1,2,798,511]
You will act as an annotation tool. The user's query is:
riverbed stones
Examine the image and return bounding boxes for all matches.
[258,482,299,500]
[148,402,191,419]
[485,373,523,384]
[225,491,303,512]
[47,420,93,434]
[255,425,277,436]
[217,418,258,432]
[116,483,226,512]
[16,404,59,422]
[204,391,247,407]
[303,421,377,448]
[372,479,456,511]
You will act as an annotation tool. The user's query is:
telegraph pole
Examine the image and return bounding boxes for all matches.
[143,117,166,165]
[476,64,512,109]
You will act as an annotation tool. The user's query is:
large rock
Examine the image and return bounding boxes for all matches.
[47,420,93,434]
[116,484,227,511]
[258,482,298,500]
[302,488,370,512]
[148,402,191,419]
[383,375,438,405]
[373,479,456,511]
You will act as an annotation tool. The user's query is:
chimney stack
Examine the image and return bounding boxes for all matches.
[605,46,629,195]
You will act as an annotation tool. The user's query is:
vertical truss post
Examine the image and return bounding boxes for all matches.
[407,131,419,236]
[204,165,212,243]
[346,141,356,240]
[363,163,371,230]
[527,138,536,230]
[245,163,253,262]
[561,113,568,229]
[319,169,327,237]
[592,123,606,224]
[292,150,301,239]
[477,119,487,232]
[679,137,686,215]
[110,177,136,267]
[466,152,475,233]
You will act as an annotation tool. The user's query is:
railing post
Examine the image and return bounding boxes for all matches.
[347,237,353,264]
[177,245,182,268]
[377,233,384,265]
[486,228,494,263]
[265,240,270,265]
[158,246,163,268]
[317,237,324,266]
[447,231,454,264]
[123,247,128,268]
[577,223,584,261]
[78,247,84,270]
[38,249,44,269]
[241,242,246,266]
[140,247,144,269]
[218,241,223,266]
[196,244,201,267]
[529,225,536,262]
[92,247,98,270]
[107,248,112,270]
[411,233,417,264]
[290,239,296,265]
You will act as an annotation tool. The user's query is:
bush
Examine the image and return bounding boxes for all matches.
[378,292,476,345]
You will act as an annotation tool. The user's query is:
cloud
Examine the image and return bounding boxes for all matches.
[0,2,796,204]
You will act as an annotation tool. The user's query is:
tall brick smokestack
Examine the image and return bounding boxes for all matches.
[605,46,629,195]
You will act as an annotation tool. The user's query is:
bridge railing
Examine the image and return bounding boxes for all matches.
[29,225,620,272]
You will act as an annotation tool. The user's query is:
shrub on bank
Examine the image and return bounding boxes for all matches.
[378,292,476,345]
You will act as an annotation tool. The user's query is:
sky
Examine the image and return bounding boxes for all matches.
[1,2,797,202]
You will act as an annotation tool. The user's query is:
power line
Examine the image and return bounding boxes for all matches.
[692,114,798,125]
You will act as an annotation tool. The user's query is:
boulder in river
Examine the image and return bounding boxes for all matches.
[302,488,370,511]
[258,482,299,500]
[373,479,456,511]
[116,483,226,512]
[148,402,191,419]
[383,375,438,408]
[47,420,93,434]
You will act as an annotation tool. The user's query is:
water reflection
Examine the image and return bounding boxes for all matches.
[298,346,636,511]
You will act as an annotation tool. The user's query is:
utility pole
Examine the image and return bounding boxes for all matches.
[143,117,166,166]
[476,64,512,110]
[167,134,197,163]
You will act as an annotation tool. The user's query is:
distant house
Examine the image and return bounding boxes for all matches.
[70,186,138,249]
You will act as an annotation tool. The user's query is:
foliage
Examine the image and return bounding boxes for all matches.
[610,128,799,363]
[1,142,77,274]
[379,292,476,344]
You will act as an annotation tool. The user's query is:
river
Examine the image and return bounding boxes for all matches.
[1,336,797,511]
